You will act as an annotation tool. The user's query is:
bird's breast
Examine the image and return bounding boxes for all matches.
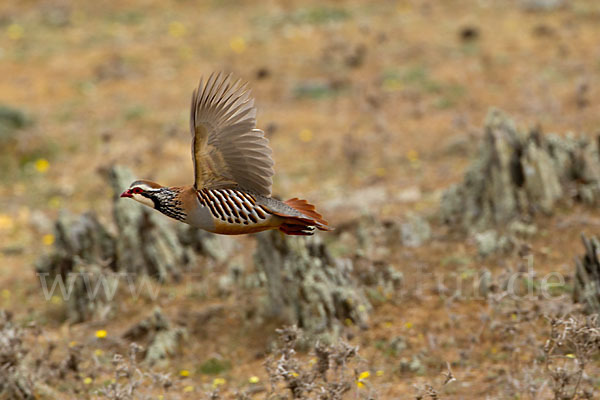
[184,198,217,231]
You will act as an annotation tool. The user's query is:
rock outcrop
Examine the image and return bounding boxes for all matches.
[441,109,600,236]
[35,166,233,322]
[574,234,600,314]
[254,231,371,338]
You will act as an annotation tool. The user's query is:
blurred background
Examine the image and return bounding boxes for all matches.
[1,0,600,398]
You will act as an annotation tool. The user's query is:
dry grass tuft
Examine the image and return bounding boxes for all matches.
[264,325,370,399]
[544,315,600,400]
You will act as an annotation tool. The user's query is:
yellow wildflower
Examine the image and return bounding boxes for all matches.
[566,353,575,359]
[299,129,313,143]
[356,371,370,388]
[51,295,62,305]
[179,369,190,377]
[376,370,384,377]
[0,214,14,230]
[48,196,61,208]
[248,376,260,384]
[290,372,299,377]
[95,329,107,339]
[43,234,55,246]
[7,23,24,40]
[406,150,419,163]
[229,36,246,53]
[83,377,92,385]
[1,289,10,300]
[375,167,387,177]
[183,385,194,392]
[212,378,226,387]
[34,158,50,173]
[404,322,413,329]
[68,341,77,347]
[94,349,103,357]
[168,21,186,38]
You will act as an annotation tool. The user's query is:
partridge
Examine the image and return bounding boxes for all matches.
[120,72,331,235]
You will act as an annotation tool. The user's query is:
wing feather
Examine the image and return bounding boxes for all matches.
[190,72,274,195]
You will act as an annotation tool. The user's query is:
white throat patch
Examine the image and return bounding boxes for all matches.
[132,193,155,208]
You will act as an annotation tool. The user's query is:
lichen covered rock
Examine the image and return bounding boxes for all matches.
[35,166,234,322]
[35,211,118,322]
[574,234,600,314]
[399,213,431,248]
[441,109,600,234]
[123,308,186,364]
[254,231,370,338]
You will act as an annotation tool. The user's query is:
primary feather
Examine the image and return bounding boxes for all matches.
[189,72,274,195]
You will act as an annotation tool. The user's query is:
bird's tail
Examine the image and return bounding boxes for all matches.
[276,198,332,236]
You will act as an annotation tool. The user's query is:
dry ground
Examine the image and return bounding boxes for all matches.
[1,0,600,398]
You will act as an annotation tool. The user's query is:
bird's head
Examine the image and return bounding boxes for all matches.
[120,180,164,209]
[120,180,186,221]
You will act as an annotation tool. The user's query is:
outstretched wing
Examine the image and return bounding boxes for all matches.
[189,72,274,195]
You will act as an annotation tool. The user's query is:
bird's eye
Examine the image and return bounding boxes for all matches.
[132,187,143,194]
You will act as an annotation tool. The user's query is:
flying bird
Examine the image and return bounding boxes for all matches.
[120,72,331,236]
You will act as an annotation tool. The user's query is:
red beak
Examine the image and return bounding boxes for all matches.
[120,189,133,198]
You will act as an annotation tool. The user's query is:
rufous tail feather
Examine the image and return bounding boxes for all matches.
[278,198,332,234]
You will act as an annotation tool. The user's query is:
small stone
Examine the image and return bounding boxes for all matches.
[400,356,424,374]
[218,275,233,297]
[389,336,408,355]
[443,134,471,157]
[474,230,501,257]
[123,308,186,364]
[508,220,537,237]
[409,356,424,373]
[478,268,492,298]
[397,186,422,203]
[400,214,431,248]
[459,26,479,42]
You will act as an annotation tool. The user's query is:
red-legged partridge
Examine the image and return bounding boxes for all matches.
[120,72,331,236]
